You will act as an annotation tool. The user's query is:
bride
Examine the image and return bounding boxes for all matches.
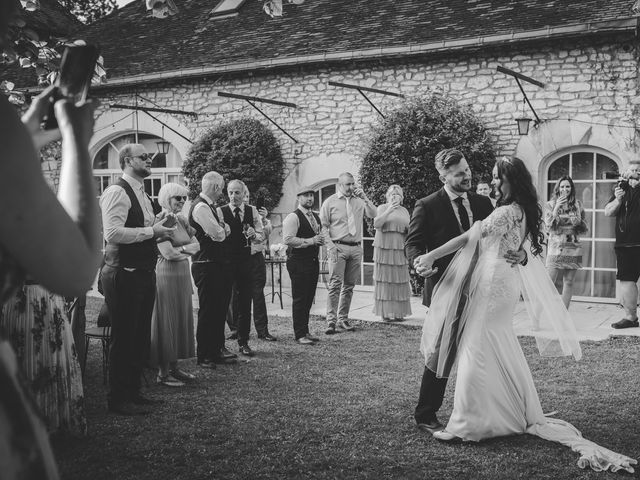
[414,156,636,473]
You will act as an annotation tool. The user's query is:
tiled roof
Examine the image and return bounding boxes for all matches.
[78,0,637,82]
[21,0,81,35]
[13,0,640,87]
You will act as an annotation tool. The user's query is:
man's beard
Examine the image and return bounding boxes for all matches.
[136,166,151,178]
[450,182,471,193]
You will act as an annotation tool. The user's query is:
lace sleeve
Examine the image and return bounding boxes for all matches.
[481,205,520,238]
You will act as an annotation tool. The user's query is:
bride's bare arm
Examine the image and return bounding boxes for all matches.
[0,93,101,297]
[414,226,474,276]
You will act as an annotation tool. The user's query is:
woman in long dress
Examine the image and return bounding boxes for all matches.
[545,176,587,309]
[0,21,101,476]
[415,157,636,473]
[372,185,412,321]
[150,183,199,387]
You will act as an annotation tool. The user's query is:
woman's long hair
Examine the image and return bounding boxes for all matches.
[552,175,577,208]
[495,156,545,256]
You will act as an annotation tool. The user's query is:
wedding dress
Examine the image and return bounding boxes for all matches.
[421,204,636,473]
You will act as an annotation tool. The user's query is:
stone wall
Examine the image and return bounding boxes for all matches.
[46,33,640,218]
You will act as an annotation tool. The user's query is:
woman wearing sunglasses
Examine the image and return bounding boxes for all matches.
[150,183,200,386]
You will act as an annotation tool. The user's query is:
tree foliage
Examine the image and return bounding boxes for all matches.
[58,0,117,24]
[182,118,285,209]
[359,94,496,210]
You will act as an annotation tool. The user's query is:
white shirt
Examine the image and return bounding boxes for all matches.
[191,193,227,242]
[444,185,474,230]
[100,173,155,244]
[283,206,318,248]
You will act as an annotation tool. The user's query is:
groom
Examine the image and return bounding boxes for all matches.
[406,148,522,433]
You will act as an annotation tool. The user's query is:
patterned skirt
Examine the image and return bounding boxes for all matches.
[1,284,87,436]
[546,233,583,269]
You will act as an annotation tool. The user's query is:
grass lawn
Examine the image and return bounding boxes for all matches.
[52,296,639,480]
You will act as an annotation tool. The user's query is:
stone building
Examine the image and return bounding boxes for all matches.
[43,0,640,300]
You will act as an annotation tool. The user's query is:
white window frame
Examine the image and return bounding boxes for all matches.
[543,147,621,303]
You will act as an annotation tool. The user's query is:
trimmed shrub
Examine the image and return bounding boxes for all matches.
[359,94,496,210]
[182,118,284,208]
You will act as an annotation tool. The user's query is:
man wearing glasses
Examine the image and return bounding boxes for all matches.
[100,143,175,415]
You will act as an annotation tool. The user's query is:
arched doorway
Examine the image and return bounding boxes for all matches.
[92,132,184,202]
[544,148,619,300]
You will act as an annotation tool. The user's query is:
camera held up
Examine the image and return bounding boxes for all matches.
[603,170,639,191]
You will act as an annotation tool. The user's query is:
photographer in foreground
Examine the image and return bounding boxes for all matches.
[604,160,640,329]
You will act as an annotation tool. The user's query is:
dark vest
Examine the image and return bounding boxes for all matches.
[287,208,320,260]
[220,204,254,259]
[188,196,230,264]
[103,178,159,270]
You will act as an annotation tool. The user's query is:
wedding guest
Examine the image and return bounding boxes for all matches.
[320,173,376,334]
[227,189,276,341]
[218,180,264,356]
[100,144,174,415]
[189,172,236,367]
[0,36,101,477]
[604,160,640,329]
[372,185,412,322]
[476,179,497,206]
[545,176,587,309]
[283,186,325,344]
[150,183,199,387]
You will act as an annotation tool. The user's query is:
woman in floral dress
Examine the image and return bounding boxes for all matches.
[545,176,587,309]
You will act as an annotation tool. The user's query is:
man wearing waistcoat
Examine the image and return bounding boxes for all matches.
[100,143,175,415]
[218,179,264,357]
[283,187,325,344]
[189,171,236,368]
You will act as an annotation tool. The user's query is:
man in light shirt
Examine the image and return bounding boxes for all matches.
[218,179,265,357]
[320,172,377,334]
[283,186,325,344]
[188,171,237,368]
[100,143,175,415]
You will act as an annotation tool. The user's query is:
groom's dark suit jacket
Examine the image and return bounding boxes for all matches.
[405,188,494,307]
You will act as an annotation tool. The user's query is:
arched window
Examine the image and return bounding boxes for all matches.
[545,149,619,300]
[311,180,374,288]
[92,132,184,203]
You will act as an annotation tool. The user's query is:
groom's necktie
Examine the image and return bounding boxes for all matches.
[453,197,470,232]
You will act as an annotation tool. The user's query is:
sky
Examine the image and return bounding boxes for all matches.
[116,0,137,6]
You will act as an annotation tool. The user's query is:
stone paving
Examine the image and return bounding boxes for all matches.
[263,286,640,342]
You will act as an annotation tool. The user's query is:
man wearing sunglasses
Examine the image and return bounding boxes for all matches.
[100,143,176,415]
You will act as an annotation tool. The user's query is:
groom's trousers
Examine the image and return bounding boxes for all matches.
[415,367,448,424]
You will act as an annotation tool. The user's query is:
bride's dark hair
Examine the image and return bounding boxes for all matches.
[495,156,545,256]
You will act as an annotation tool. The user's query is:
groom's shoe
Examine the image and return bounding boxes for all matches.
[417,418,444,434]
[433,430,462,443]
